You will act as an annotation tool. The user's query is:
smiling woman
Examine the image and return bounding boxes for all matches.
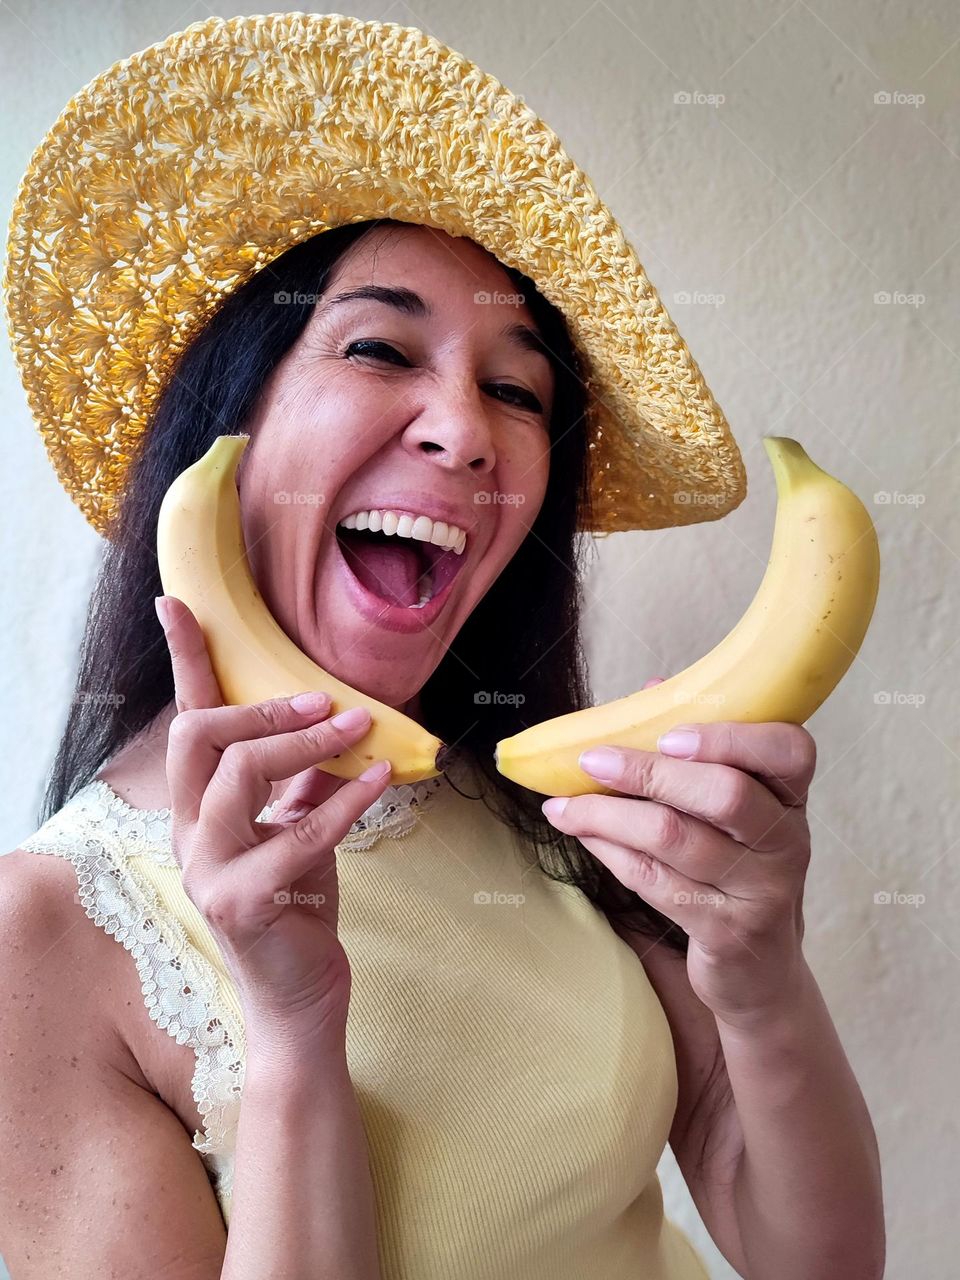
[1,12,769,1280]
[38,216,690,957]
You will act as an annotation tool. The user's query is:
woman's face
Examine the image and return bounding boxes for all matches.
[239,224,555,715]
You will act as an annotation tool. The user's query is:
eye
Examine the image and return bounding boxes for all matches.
[484,383,543,413]
[344,339,411,366]
[345,340,544,414]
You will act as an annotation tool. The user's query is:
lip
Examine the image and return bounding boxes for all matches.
[333,534,465,634]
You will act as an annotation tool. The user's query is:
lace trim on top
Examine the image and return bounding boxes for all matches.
[18,771,446,1204]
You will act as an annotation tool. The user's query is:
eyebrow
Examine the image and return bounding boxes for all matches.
[316,284,556,368]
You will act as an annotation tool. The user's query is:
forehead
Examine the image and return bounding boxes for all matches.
[319,224,533,321]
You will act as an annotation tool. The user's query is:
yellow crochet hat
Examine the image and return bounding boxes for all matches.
[2,11,746,538]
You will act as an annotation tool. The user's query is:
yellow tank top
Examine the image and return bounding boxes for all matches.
[21,763,709,1279]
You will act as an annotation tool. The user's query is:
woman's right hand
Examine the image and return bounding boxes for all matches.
[155,594,394,1045]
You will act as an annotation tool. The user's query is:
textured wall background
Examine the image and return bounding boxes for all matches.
[2,2,957,1277]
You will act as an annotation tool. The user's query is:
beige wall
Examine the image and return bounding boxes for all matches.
[2,3,957,1276]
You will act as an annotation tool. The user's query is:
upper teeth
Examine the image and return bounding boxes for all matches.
[338,509,467,556]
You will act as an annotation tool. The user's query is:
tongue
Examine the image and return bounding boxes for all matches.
[341,536,426,607]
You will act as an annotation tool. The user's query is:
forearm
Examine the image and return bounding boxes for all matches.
[221,1026,382,1280]
[719,962,885,1280]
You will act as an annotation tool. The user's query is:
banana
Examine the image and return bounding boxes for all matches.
[156,434,444,784]
[494,436,880,796]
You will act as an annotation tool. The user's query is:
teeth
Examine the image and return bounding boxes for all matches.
[338,508,468,555]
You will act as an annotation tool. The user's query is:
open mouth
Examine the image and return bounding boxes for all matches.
[334,523,467,610]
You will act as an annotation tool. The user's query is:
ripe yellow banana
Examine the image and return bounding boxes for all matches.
[495,436,880,796]
[156,434,444,784]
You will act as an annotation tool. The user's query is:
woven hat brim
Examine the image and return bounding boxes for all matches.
[2,11,747,537]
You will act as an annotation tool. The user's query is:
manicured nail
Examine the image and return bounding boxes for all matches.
[657,729,700,758]
[578,747,624,779]
[289,691,332,713]
[542,796,568,821]
[331,706,371,730]
[358,760,391,782]
[154,596,170,629]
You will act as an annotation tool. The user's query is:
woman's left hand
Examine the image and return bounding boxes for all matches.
[540,685,817,1029]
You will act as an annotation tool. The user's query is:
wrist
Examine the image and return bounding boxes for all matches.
[714,956,815,1037]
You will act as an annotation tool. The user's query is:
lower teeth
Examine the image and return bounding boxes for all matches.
[409,570,434,609]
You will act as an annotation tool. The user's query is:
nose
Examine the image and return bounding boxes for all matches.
[403,383,496,476]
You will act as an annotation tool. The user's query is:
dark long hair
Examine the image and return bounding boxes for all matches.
[39,217,688,956]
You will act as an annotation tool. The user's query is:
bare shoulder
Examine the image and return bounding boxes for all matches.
[0,846,154,1089]
[0,848,227,1276]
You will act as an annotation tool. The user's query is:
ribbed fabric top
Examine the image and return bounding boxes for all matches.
[20,763,709,1279]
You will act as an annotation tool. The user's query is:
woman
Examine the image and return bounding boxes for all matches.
[0,14,884,1279]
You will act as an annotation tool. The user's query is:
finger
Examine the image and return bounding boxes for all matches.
[238,763,394,895]
[544,793,755,890]
[575,831,729,946]
[166,691,333,825]
[270,763,349,823]
[156,595,223,714]
[655,721,818,808]
[642,675,667,689]
[576,745,788,849]
[196,708,379,856]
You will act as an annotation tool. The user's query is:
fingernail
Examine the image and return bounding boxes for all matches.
[331,706,371,730]
[289,691,332,713]
[358,760,390,782]
[657,729,700,758]
[578,747,624,779]
[542,796,568,821]
[154,596,170,629]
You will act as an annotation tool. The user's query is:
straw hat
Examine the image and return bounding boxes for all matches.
[2,11,747,538]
